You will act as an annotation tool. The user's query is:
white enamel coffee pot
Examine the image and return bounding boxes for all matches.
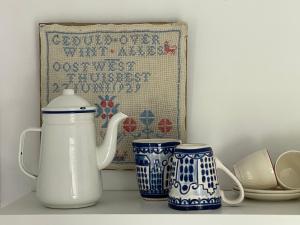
[19,89,127,208]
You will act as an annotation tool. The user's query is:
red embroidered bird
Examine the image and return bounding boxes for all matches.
[164,41,177,55]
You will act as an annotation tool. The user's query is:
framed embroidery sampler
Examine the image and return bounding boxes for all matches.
[40,22,187,169]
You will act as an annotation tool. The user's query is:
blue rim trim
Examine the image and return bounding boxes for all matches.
[168,203,221,210]
[132,141,181,148]
[42,110,96,114]
[174,147,212,153]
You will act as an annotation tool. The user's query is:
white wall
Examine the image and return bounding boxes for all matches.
[2,0,300,206]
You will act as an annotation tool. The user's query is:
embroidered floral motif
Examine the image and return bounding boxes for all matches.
[95,95,120,128]
[121,110,173,138]
[123,117,137,133]
[140,110,155,126]
[95,97,175,160]
[158,119,172,133]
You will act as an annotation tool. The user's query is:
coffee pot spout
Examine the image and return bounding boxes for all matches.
[96,112,128,170]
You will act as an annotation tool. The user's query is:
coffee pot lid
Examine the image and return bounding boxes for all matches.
[42,89,96,114]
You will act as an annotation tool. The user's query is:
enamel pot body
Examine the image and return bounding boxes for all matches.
[36,112,101,208]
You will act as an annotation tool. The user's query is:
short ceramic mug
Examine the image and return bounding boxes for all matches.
[275,150,300,189]
[168,144,244,210]
[233,149,277,189]
[132,139,181,200]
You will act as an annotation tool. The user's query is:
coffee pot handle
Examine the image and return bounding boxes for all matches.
[18,128,41,180]
[215,158,244,205]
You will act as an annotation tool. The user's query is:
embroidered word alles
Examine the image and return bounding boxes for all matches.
[61,45,165,57]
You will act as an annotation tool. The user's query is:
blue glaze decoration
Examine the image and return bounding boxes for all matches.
[168,146,222,210]
[168,196,222,210]
[132,141,181,148]
[42,109,96,114]
[132,140,180,199]
[174,147,212,153]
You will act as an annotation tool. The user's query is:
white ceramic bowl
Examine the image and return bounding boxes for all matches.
[233,149,277,189]
[275,150,300,190]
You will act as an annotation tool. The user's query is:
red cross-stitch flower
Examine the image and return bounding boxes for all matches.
[100,100,107,108]
[95,95,119,128]
[123,118,137,133]
[158,119,172,133]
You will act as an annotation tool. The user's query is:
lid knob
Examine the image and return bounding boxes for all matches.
[63,89,75,95]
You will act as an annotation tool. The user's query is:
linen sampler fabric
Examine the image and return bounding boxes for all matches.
[40,22,187,169]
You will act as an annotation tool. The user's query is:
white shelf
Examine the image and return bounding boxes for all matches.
[0,191,299,225]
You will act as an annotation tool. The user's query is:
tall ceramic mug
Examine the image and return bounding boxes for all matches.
[168,144,244,210]
[132,139,181,200]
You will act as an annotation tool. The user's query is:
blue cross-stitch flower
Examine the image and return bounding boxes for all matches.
[140,110,155,126]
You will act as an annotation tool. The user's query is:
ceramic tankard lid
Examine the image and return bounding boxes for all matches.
[42,89,96,113]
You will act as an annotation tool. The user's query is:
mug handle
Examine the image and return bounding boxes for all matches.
[18,128,41,180]
[215,158,244,205]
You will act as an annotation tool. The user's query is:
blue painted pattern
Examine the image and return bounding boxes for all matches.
[133,146,176,154]
[168,196,222,210]
[133,141,180,199]
[168,147,222,210]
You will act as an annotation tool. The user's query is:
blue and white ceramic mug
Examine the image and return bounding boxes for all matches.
[132,139,181,200]
[168,144,244,210]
